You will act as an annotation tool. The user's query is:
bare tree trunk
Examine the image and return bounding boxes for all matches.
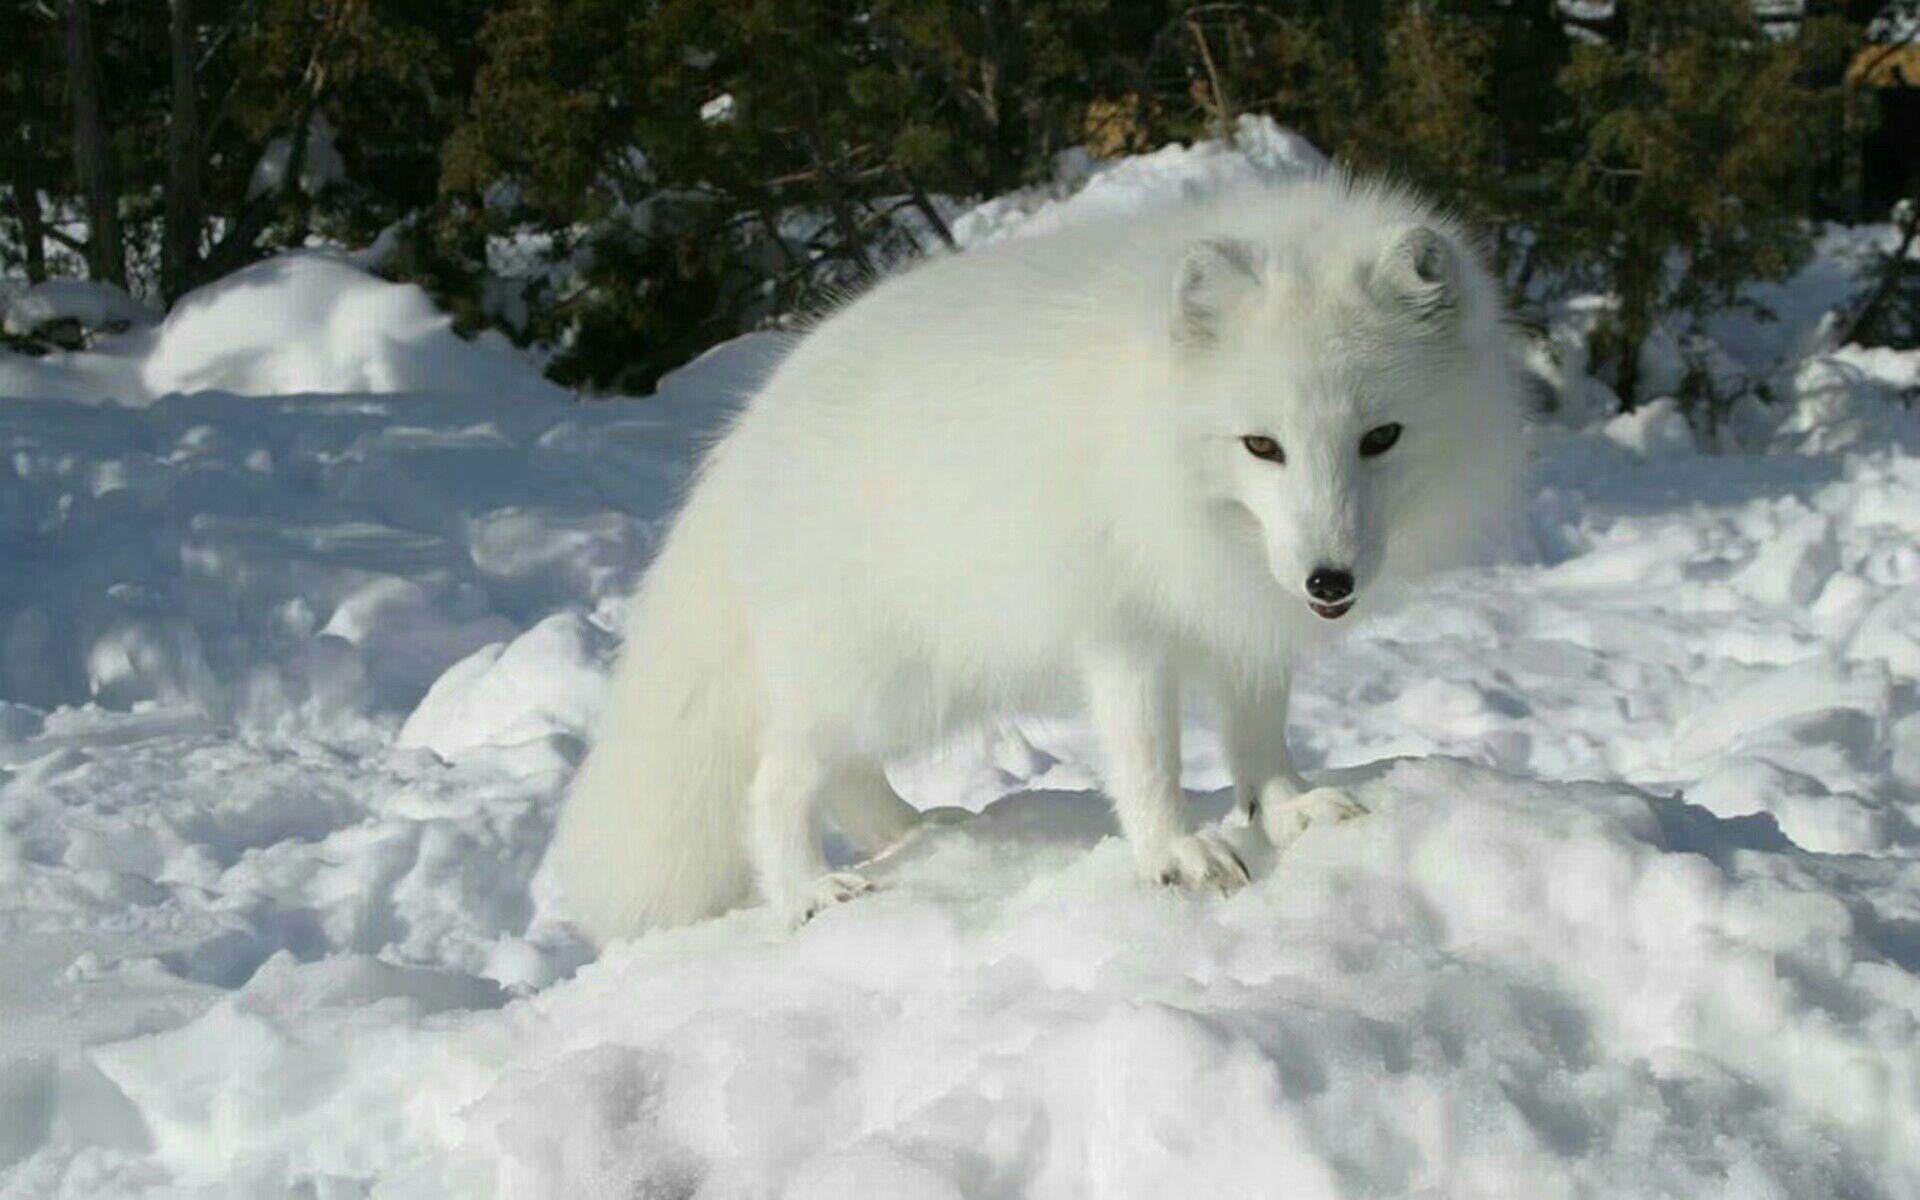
[1508,230,1537,298]
[163,0,205,302]
[981,0,1030,195]
[1615,346,1640,412]
[11,194,50,285]
[62,0,125,287]
[10,145,50,284]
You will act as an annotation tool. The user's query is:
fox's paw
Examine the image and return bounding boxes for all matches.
[1139,830,1252,895]
[786,871,875,927]
[1260,786,1368,851]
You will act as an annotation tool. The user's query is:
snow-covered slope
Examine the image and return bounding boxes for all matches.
[3,124,1919,1198]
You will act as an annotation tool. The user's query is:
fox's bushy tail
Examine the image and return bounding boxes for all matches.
[545,495,759,944]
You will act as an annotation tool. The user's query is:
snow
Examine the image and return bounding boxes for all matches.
[1868,1,1920,44]
[2,282,156,340]
[1,253,568,406]
[246,116,346,202]
[143,254,567,401]
[4,126,1920,1198]
[1600,396,1696,458]
[396,612,616,763]
[950,115,1328,249]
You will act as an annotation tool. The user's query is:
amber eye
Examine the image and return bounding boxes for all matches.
[1359,423,1403,458]
[1242,435,1285,463]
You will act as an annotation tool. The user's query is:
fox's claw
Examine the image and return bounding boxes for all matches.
[1141,829,1253,894]
[787,871,875,926]
[1260,786,1368,851]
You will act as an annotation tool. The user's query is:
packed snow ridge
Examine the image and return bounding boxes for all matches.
[2,121,1919,1198]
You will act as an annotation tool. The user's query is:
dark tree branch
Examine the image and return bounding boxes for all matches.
[904,179,957,252]
[7,138,51,283]
[1841,198,1920,346]
[199,4,346,280]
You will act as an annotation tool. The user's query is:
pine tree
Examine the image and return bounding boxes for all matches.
[1557,0,1856,406]
[0,1,71,285]
[442,0,1147,390]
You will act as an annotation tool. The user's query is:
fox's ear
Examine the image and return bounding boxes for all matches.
[1372,226,1458,323]
[1173,237,1264,346]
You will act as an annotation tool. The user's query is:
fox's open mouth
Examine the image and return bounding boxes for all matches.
[1308,598,1354,620]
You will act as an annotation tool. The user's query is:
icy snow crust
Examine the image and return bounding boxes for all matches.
[4,124,1920,1196]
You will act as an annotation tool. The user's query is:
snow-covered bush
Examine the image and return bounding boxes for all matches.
[144,253,564,401]
[1,280,158,351]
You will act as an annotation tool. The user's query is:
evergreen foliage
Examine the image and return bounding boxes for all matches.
[0,0,1884,404]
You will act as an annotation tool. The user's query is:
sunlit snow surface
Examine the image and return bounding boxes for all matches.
[4,127,1920,1197]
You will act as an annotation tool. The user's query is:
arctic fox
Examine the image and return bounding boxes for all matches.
[548,176,1529,942]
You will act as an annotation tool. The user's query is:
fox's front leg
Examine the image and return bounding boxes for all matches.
[1214,673,1367,850]
[1082,645,1249,892]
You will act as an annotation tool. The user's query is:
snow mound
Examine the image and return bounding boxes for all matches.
[72,760,1920,1197]
[1772,348,1920,454]
[398,612,617,763]
[142,253,566,401]
[1600,396,1695,457]
[2,280,157,338]
[951,115,1328,248]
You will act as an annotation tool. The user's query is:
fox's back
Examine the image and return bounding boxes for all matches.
[706,228,1166,643]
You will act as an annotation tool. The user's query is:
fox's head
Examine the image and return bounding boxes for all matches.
[1163,203,1527,623]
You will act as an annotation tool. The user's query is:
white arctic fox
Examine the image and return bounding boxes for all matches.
[548,176,1529,942]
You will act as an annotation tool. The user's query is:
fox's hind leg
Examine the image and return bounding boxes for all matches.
[828,761,921,857]
[747,750,875,926]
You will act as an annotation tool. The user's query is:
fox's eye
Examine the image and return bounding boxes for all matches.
[1359,423,1403,458]
[1242,435,1284,463]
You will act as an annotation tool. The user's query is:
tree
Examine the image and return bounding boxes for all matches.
[1557,1,1856,406]
[2,0,481,303]
[442,0,1145,390]
[0,1,71,284]
[162,0,204,301]
[62,0,126,286]
[182,0,479,296]
[2,0,1870,402]
[1136,2,1571,287]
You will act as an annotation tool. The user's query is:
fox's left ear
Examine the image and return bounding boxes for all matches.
[1173,237,1265,346]
[1371,226,1458,323]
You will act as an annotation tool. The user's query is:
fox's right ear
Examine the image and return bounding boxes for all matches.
[1173,237,1264,346]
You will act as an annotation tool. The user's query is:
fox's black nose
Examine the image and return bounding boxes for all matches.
[1306,567,1354,603]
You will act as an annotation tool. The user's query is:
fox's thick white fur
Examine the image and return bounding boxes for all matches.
[547,175,1529,943]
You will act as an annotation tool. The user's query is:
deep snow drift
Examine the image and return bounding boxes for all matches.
[2,124,1919,1198]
